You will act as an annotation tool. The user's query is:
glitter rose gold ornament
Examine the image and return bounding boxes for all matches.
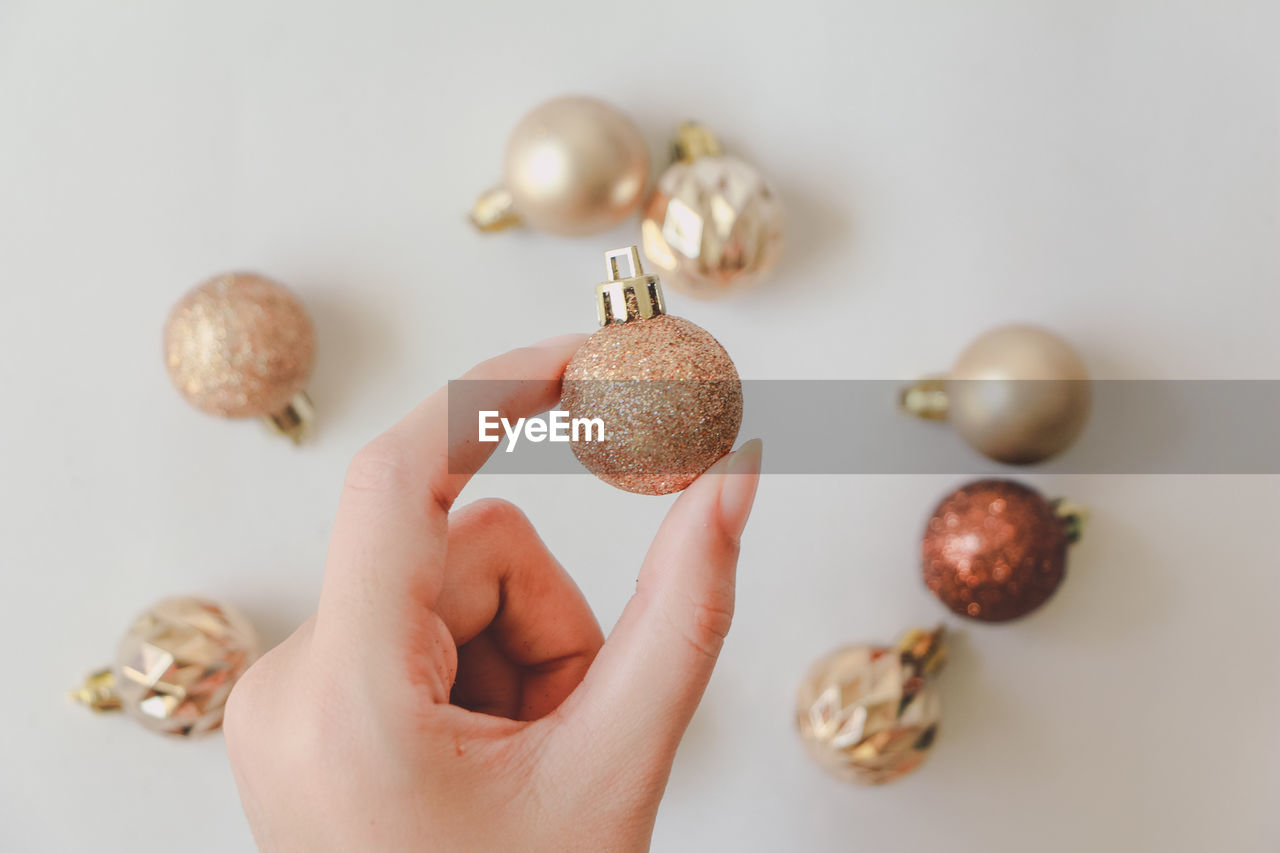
[642,122,783,299]
[900,324,1091,465]
[70,596,259,737]
[562,246,742,495]
[470,95,650,236]
[797,627,946,785]
[164,272,316,443]
[922,479,1086,622]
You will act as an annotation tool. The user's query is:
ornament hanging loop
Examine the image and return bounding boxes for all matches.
[605,246,644,281]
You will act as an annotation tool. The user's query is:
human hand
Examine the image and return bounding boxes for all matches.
[223,335,763,852]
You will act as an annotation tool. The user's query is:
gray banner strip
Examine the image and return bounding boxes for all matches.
[447,380,1280,474]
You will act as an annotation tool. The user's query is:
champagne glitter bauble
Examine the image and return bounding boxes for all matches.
[642,123,783,299]
[164,272,316,443]
[922,479,1084,622]
[562,247,742,495]
[71,596,259,737]
[796,627,946,785]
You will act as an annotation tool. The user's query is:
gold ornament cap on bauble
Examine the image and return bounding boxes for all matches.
[562,247,743,495]
[796,627,947,785]
[164,272,316,443]
[71,596,260,737]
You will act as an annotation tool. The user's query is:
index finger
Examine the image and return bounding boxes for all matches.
[316,334,587,649]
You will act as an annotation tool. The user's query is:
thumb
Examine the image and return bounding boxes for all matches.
[552,439,763,786]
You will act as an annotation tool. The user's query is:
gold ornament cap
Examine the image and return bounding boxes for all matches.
[895,625,948,677]
[595,246,666,326]
[671,122,724,163]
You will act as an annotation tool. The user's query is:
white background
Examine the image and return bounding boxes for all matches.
[2,2,1278,851]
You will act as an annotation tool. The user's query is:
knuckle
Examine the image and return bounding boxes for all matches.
[689,601,735,658]
[221,664,262,753]
[343,435,414,497]
[456,497,528,532]
[668,594,735,663]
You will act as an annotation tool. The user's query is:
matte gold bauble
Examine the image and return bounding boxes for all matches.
[900,324,1090,465]
[471,95,650,237]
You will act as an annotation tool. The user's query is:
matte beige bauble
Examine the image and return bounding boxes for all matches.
[471,96,650,237]
[900,324,1091,465]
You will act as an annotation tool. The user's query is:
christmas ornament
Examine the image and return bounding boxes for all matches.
[796,627,946,785]
[641,122,783,299]
[470,95,649,236]
[164,272,316,444]
[923,479,1086,622]
[562,246,742,495]
[70,596,259,737]
[899,324,1091,465]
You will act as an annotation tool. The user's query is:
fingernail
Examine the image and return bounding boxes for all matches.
[718,438,763,542]
[532,333,588,350]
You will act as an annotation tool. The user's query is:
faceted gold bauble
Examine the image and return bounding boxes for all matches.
[796,630,945,785]
[164,273,315,418]
[562,315,742,495]
[642,154,783,298]
[114,596,259,736]
[948,324,1091,465]
[503,96,650,236]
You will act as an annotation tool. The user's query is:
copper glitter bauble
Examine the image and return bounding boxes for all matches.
[562,247,742,495]
[164,272,316,442]
[641,123,783,299]
[796,627,946,785]
[72,596,259,737]
[922,479,1081,622]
